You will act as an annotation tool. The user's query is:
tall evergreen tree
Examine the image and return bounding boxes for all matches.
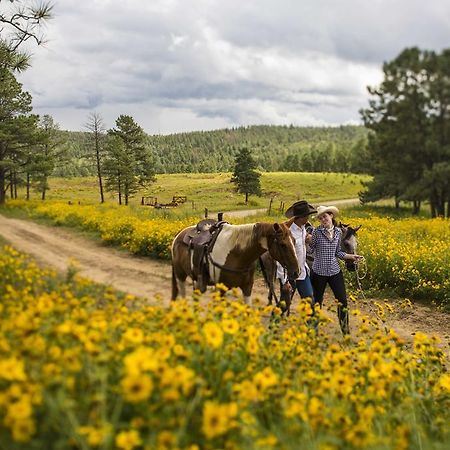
[0,65,38,204]
[104,115,156,205]
[0,2,54,204]
[85,112,106,203]
[31,115,64,200]
[360,47,450,216]
[231,147,261,203]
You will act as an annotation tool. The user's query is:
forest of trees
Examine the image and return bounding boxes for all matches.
[55,124,369,177]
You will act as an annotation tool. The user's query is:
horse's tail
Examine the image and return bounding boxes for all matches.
[171,265,178,300]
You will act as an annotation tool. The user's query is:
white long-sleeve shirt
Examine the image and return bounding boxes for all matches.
[276,222,310,283]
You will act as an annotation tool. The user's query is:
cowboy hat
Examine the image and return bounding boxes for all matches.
[285,200,317,218]
[316,205,339,218]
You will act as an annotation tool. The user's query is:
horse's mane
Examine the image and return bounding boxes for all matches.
[222,223,256,251]
[220,222,281,252]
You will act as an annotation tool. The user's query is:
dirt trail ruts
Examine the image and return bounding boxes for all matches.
[0,214,173,306]
[0,214,449,347]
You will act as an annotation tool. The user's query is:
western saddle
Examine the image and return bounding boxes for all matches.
[182,214,227,292]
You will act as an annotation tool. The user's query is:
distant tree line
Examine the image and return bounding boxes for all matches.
[149,125,370,174]
[56,125,370,177]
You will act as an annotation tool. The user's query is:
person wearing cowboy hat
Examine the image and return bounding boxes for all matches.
[276,200,317,306]
[308,205,362,335]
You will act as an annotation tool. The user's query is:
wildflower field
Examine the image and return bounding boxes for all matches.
[0,245,449,449]
[4,200,450,305]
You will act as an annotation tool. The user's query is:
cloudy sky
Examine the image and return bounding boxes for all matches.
[17,0,450,134]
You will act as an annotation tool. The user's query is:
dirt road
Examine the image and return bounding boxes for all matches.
[0,214,173,306]
[219,198,361,219]
[0,214,448,347]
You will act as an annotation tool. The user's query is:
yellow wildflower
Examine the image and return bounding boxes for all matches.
[202,400,238,439]
[121,374,153,403]
[115,429,142,450]
[0,357,27,381]
[222,318,240,335]
[203,321,223,349]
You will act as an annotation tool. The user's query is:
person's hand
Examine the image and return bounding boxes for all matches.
[345,254,362,262]
[305,234,312,244]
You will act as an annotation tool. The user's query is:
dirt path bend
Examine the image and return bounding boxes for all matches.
[0,214,173,305]
[0,214,449,347]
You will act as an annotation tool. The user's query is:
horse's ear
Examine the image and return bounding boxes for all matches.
[273,223,281,232]
[354,225,362,232]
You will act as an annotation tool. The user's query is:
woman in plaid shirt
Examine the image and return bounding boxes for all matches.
[307,205,362,334]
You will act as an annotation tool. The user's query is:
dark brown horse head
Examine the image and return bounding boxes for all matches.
[338,222,361,272]
[266,223,299,281]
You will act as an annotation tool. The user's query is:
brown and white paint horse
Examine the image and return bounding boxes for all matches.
[171,222,299,305]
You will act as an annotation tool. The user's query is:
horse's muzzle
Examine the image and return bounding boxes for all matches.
[288,270,299,281]
[346,262,356,272]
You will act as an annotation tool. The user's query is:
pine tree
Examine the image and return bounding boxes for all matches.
[360,47,450,216]
[85,112,106,203]
[104,115,156,205]
[0,66,38,204]
[230,147,261,203]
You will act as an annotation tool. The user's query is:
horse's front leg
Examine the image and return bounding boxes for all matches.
[178,279,187,298]
[241,280,254,307]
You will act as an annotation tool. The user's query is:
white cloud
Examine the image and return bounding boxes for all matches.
[14,0,450,134]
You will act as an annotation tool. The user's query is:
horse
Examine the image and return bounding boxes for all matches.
[259,222,361,313]
[171,221,300,305]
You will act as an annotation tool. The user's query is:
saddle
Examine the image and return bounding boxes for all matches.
[182,217,227,292]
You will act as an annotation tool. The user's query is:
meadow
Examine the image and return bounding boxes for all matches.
[23,172,370,212]
[0,245,449,449]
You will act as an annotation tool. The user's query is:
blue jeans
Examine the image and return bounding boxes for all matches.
[294,275,314,300]
[292,275,317,331]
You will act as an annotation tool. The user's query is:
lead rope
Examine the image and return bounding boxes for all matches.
[353,257,388,329]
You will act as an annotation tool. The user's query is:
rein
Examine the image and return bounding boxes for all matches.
[207,252,254,273]
[352,257,387,326]
[353,256,368,300]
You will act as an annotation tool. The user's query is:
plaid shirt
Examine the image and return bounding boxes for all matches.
[308,225,347,276]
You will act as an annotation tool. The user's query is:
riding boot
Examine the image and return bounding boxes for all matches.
[307,299,320,335]
[338,305,350,335]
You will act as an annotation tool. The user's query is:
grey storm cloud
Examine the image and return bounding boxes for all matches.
[15,0,450,134]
